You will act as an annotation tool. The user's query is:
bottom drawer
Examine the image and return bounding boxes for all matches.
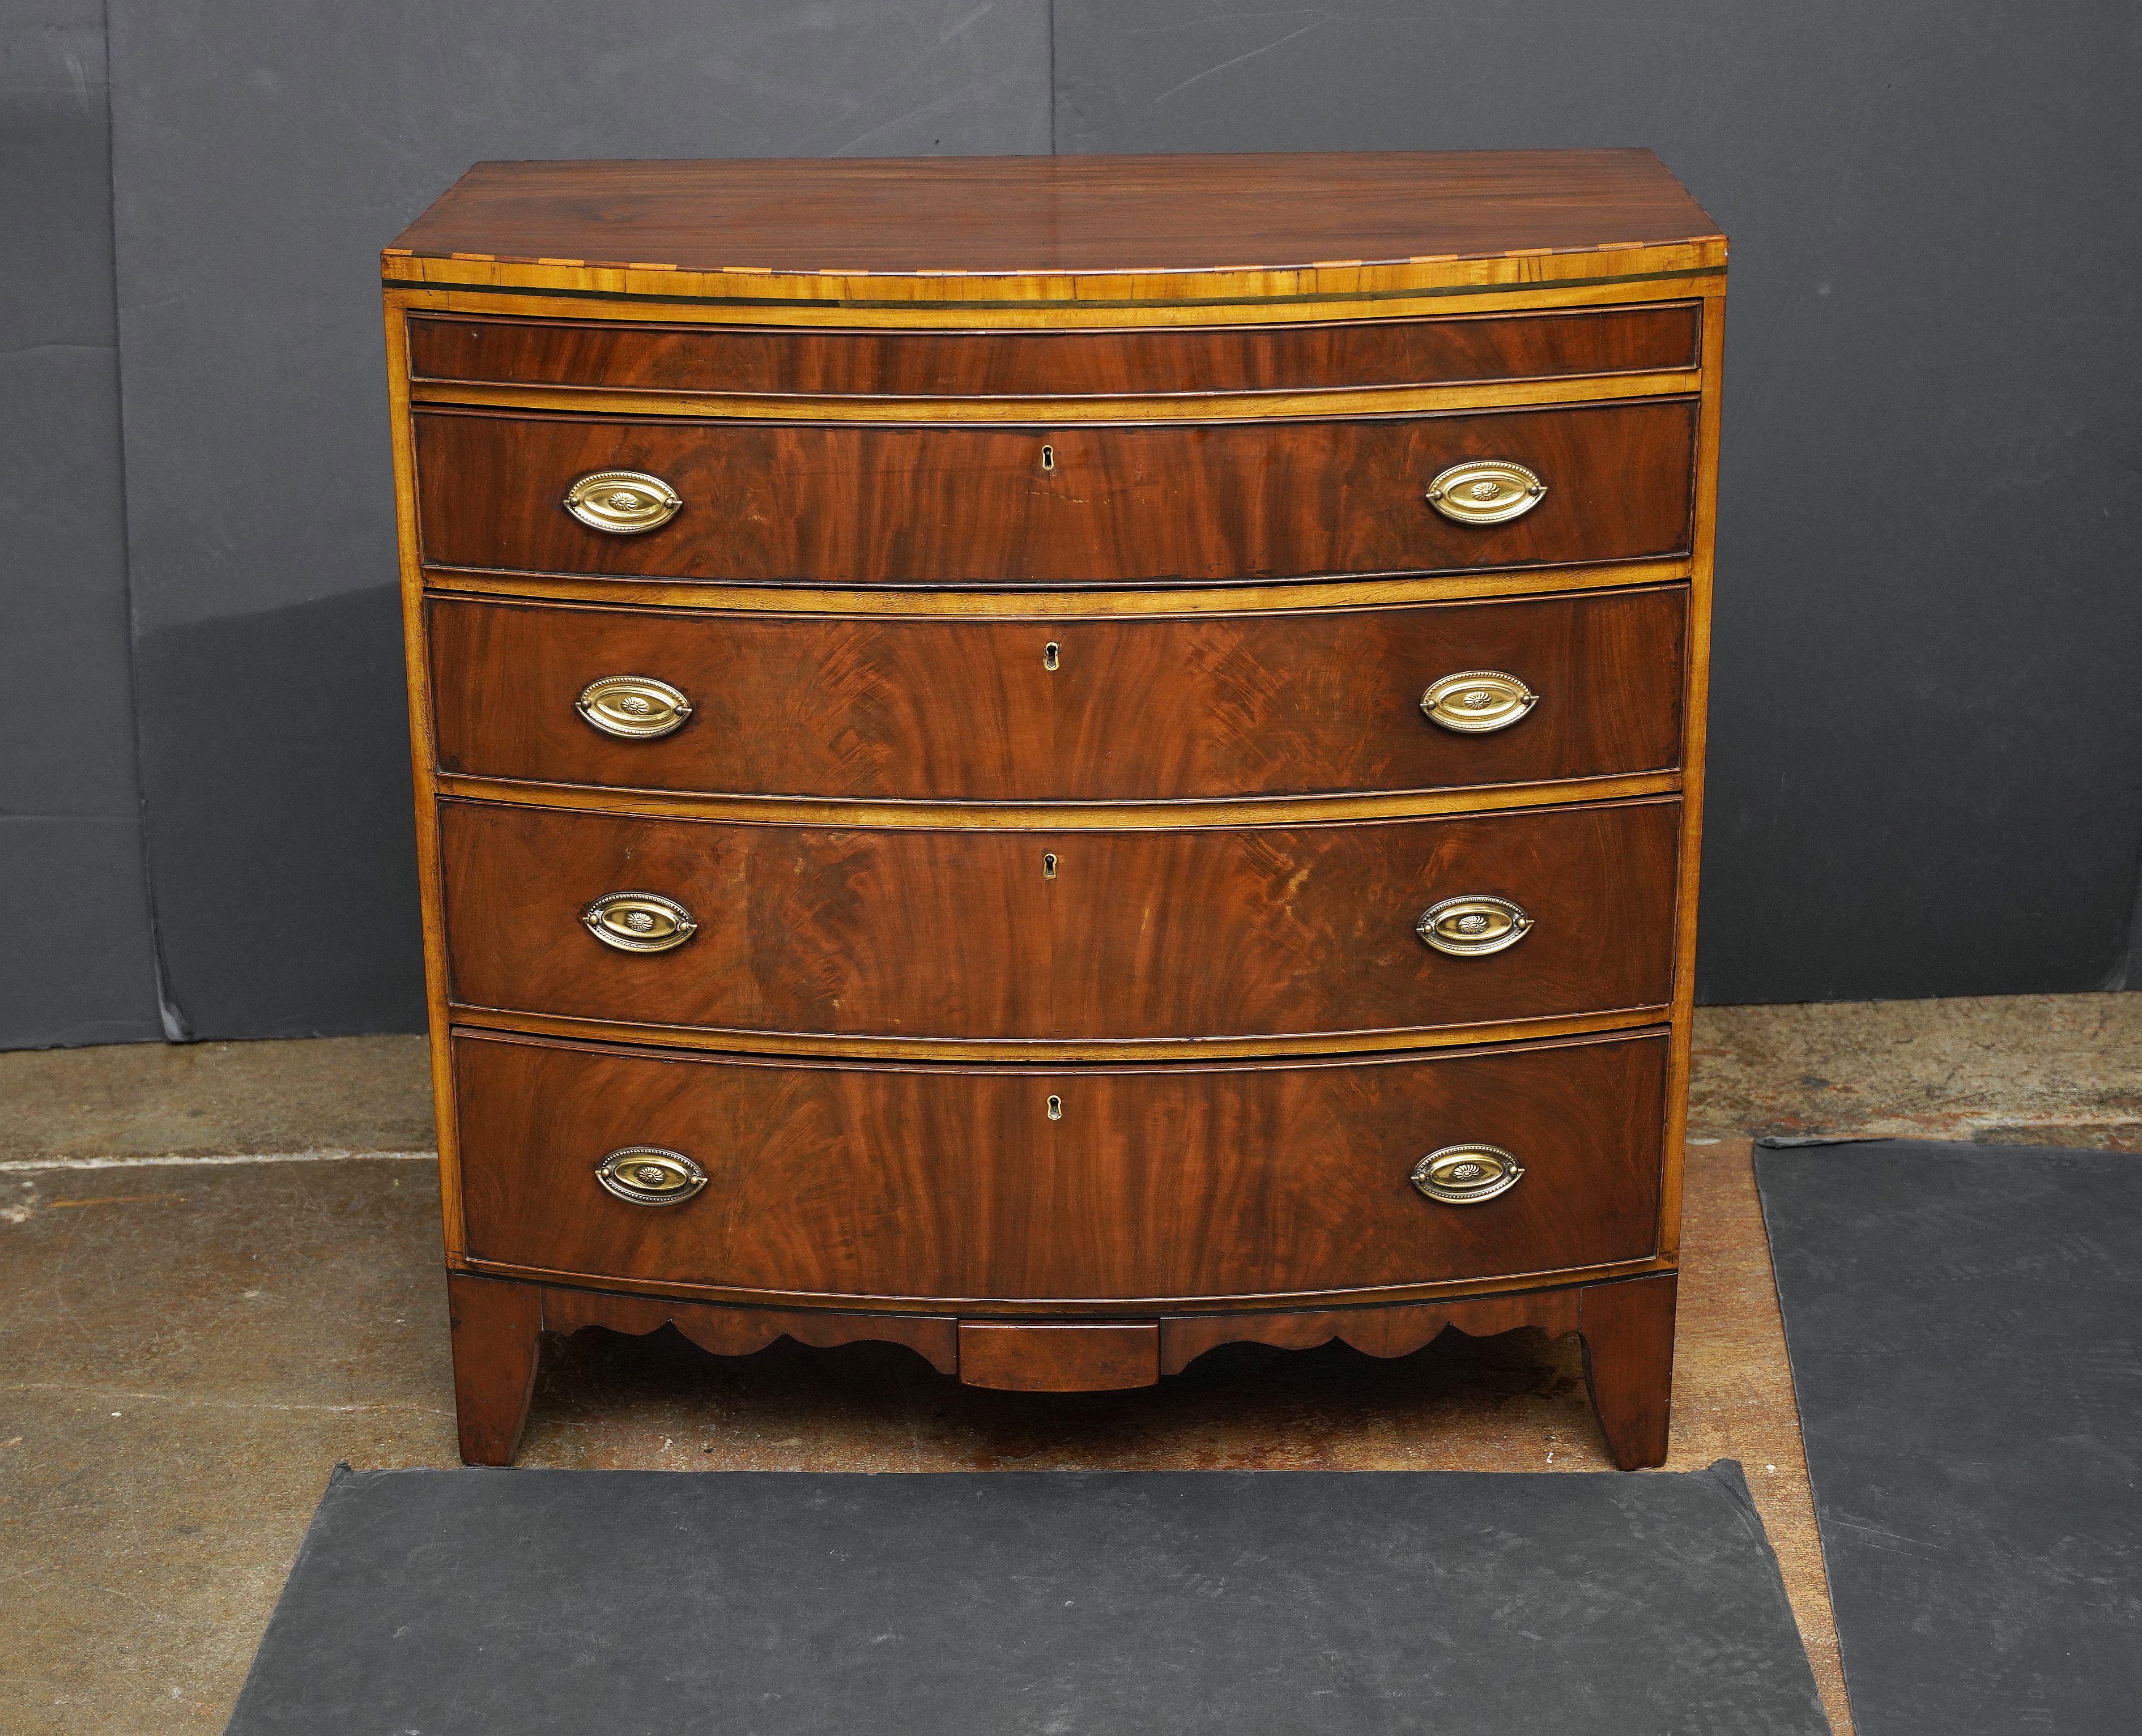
[454,1029,1666,1306]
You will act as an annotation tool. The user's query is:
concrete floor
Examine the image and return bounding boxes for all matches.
[5,991,2137,1734]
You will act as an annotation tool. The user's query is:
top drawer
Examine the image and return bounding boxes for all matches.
[406,304,1701,399]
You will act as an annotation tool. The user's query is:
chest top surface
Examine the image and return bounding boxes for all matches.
[384,150,1723,305]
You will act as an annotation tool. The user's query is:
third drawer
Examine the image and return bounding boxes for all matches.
[428,586,1687,803]
[440,797,1680,1043]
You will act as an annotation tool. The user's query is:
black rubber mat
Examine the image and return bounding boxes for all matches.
[1758,1138,2142,1736]
[226,1464,1828,1734]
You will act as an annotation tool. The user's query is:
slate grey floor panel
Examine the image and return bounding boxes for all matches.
[1759,1139,2142,1736]
[226,1464,1830,1735]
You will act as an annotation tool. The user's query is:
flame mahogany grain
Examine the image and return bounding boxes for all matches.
[426,586,1687,804]
[406,304,1700,398]
[412,400,1697,586]
[438,798,1679,1043]
[450,1028,1666,1304]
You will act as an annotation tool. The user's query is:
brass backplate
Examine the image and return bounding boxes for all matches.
[1416,894,1534,957]
[1420,669,1539,734]
[582,890,697,953]
[577,673,693,740]
[1411,1143,1525,1205]
[1424,459,1547,525]
[563,469,683,535]
[594,1145,708,1206]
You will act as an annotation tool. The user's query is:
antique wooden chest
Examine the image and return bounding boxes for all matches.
[382,151,1725,1467]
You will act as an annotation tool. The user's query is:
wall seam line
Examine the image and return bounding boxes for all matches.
[99,0,193,1042]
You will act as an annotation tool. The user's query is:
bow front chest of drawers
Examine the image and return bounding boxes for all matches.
[382,151,1725,1468]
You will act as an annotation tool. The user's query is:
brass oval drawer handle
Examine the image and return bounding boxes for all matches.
[595,1145,706,1207]
[1420,669,1538,733]
[563,469,683,535]
[1411,1143,1524,1205]
[582,890,697,953]
[1425,459,1547,525]
[1416,894,1532,957]
[576,675,693,740]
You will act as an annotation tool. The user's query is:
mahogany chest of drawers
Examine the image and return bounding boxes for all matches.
[382,151,1725,1468]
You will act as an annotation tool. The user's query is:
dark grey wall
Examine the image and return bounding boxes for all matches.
[101,0,1051,1040]
[1052,1,2142,1004]
[4,1,2138,1046]
[2,0,163,1046]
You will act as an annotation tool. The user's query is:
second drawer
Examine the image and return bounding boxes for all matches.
[428,586,1687,804]
[440,797,1679,1043]
[413,400,1697,585]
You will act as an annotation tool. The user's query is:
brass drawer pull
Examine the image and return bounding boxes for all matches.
[595,1145,706,1207]
[1425,459,1547,525]
[1411,1143,1524,1205]
[563,469,683,534]
[1420,669,1538,733]
[576,675,693,740]
[1416,894,1532,957]
[582,890,697,953]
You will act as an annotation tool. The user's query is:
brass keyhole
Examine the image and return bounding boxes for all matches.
[1040,443,1055,471]
[1046,1095,1063,1120]
[1042,642,1061,671]
[1042,852,1058,880]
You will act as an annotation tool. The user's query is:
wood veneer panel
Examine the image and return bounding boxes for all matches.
[438,798,1679,1043]
[388,152,1721,279]
[537,1287,958,1374]
[427,588,1687,803]
[407,305,1700,398]
[1158,1289,1582,1374]
[957,1323,1162,1392]
[412,400,1697,586]
[451,1030,1667,1302]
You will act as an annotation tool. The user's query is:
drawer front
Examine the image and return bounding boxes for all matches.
[428,587,1687,803]
[413,401,1696,585]
[454,1029,1667,1302]
[440,799,1679,1042]
[407,304,1700,398]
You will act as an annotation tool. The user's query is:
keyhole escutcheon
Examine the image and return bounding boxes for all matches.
[1040,443,1055,471]
[1042,852,1058,880]
[1046,1095,1063,1120]
[1042,641,1060,671]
